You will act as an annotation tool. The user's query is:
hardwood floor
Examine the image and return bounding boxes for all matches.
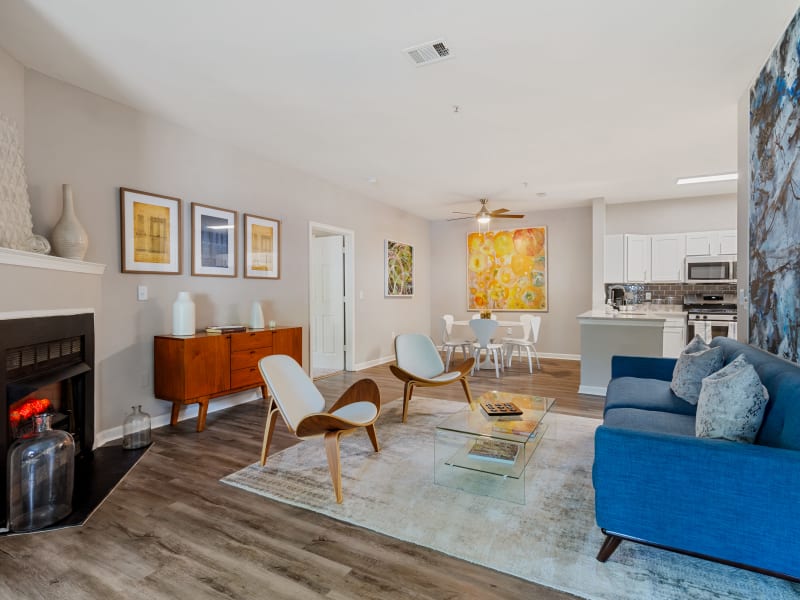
[0,357,602,600]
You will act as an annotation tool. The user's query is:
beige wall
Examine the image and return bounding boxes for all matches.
[606,193,736,234]
[0,45,24,140]
[430,206,592,357]
[19,69,431,435]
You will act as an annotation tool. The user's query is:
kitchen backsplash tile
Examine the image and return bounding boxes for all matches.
[605,282,736,305]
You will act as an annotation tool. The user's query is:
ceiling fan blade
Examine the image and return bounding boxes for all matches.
[494,214,524,218]
[446,216,476,221]
[490,208,510,215]
[451,211,478,216]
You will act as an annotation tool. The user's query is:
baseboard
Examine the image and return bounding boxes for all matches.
[539,352,580,361]
[93,389,263,448]
[578,384,607,396]
[353,355,395,371]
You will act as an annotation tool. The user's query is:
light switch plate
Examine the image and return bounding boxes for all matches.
[137,285,148,301]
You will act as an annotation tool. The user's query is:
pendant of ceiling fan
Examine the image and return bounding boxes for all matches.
[447,198,524,221]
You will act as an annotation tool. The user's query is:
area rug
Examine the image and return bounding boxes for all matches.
[221,399,799,600]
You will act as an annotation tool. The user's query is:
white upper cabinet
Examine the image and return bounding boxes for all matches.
[624,234,651,282]
[650,234,686,282]
[685,230,737,256]
[604,234,624,283]
[718,230,737,255]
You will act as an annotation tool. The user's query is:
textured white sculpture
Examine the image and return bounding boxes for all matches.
[0,113,34,250]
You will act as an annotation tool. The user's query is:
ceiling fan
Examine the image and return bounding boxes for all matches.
[448,198,524,223]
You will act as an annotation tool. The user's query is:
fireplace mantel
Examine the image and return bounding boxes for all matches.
[0,247,105,275]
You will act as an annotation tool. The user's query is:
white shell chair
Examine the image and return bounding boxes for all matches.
[390,333,475,423]
[502,314,542,373]
[258,355,381,503]
[441,314,473,371]
[469,318,505,378]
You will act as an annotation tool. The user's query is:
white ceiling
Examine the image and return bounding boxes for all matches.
[0,1,797,220]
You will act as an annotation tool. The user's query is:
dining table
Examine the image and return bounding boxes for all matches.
[452,318,523,371]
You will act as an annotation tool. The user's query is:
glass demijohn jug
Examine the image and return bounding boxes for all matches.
[122,405,151,450]
[7,413,75,532]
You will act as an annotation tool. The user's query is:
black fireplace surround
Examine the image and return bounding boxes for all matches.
[0,313,147,533]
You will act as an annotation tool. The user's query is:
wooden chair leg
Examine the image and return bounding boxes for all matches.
[170,402,181,426]
[366,423,380,452]
[460,377,475,409]
[259,409,279,466]
[596,534,622,562]
[324,430,344,503]
[402,382,415,423]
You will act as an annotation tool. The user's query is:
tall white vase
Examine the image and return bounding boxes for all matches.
[249,301,265,329]
[172,292,196,336]
[51,184,89,260]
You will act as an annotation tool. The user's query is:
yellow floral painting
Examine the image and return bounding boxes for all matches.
[467,227,547,311]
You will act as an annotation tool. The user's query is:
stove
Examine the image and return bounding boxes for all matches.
[683,294,738,342]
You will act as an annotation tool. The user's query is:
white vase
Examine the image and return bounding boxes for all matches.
[51,184,89,260]
[172,292,196,336]
[249,301,265,329]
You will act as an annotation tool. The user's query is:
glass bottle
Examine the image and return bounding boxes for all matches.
[7,413,75,532]
[122,405,152,450]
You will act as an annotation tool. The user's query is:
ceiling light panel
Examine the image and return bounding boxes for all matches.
[676,173,738,185]
[403,39,452,67]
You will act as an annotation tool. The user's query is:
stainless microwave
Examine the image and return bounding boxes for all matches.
[685,256,737,283]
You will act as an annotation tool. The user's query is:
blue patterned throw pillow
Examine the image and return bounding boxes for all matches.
[695,355,769,443]
[670,335,724,405]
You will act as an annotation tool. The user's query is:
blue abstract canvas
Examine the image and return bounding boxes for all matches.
[750,9,800,362]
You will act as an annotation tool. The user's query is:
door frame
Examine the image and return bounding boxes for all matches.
[308,221,355,372]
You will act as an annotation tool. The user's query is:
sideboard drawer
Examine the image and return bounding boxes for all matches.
[231,348,271,371]
[231,366,262,389]
[231,330,273,352]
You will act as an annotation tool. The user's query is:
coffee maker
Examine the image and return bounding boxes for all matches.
[607,285,626,310]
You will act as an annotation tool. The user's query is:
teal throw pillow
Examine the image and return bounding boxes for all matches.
[695,355,769,443]
[670,335,724,405]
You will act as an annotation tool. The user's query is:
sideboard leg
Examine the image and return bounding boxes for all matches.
[597,534,622,562]
[196,397,210,432]
[170,402,180,426]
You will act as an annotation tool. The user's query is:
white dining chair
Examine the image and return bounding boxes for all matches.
[441,314,472,371]
[502,314,541,373]
[469,318,504,378]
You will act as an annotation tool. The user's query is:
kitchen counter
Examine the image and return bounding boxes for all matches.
[577,306,687,396]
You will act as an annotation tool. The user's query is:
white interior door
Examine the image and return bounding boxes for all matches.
[312,235,345,371]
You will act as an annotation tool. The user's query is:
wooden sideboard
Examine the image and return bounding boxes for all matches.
[154,326,302,431]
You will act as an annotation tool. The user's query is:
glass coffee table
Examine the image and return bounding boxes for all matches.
[434,391,555,504]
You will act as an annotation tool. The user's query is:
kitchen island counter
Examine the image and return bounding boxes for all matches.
[577,308,683,396]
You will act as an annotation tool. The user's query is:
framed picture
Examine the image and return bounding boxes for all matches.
[244,213,280,279]
[466,227,548,311]
[120,188,182,274]
[385,239,414,297]
[191,203,237,277]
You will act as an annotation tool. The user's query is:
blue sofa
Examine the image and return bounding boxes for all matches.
[592,336,800,581]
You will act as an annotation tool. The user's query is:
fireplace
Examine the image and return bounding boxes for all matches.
[0,312,147,533]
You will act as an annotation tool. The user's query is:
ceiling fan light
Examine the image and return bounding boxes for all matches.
[477,214,491,224]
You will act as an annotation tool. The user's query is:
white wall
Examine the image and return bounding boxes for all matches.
[606,193,736,234]
[19,69,431,434]
[430,206,592,357]
[0,45,24,141]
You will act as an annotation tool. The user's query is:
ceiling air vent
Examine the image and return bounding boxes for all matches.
[403,39,452,67]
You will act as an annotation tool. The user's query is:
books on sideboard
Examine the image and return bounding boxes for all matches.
[205,325,247,334]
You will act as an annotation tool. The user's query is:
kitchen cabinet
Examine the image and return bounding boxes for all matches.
[624,234,651,282]
[662,316,688,358]
[650,234,686,282]
[604,234,624,283]
[154,326,302,431]
[685,230,737,256]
